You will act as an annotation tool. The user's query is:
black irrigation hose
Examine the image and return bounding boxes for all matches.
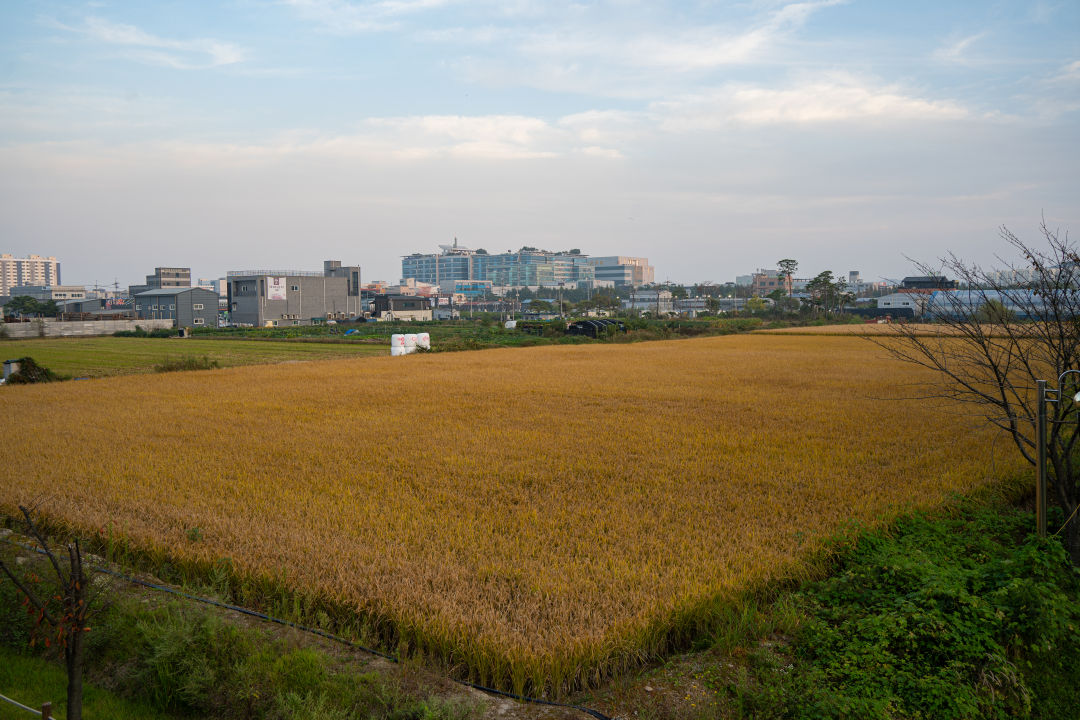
[1,536,613,720]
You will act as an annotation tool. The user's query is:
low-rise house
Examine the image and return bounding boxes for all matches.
[373,294,433,321]
[8,285,86,301]
[876,293,925,316]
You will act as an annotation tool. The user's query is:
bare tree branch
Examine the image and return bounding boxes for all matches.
[868,221,1080,561]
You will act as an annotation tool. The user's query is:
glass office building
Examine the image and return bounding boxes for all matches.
[403,243,595,289]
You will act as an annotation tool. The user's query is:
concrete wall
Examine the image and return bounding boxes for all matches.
[1,318,175,338]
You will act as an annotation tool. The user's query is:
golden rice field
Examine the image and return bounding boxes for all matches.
[757,322,949,335]
[0,334,1028,695]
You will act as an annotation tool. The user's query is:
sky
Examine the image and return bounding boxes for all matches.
[0,0,1077,288]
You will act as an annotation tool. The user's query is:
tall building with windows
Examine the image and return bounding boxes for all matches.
[0,254,60,296]
[588,256,655,287]
[402,241,598,289]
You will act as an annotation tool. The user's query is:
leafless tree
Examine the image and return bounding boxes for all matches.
[871,221,1080,562]
[1,506,108,720]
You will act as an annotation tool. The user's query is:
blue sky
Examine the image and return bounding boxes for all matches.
[1,0,1077,286]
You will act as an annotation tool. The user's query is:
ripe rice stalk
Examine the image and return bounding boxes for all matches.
[0,334,1029,696]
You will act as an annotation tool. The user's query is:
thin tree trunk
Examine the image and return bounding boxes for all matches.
[66,627,84,720]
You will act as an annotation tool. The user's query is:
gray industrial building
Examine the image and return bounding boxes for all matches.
[129,267,192,297]
[227,260,362,326]
[8,285,87,301]
[134,287,220,327]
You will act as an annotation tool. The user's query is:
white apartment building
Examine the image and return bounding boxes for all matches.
[589,256,655,287]
[1,254,60,296]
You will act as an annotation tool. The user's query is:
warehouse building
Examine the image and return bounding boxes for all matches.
[227,260,363,326]
[134,287,220,327]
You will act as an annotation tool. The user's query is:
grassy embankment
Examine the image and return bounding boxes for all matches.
[0,317,764,377]
[0,543,478,720]
[0,336,386,378]
[596,499,1080,720]
[4,496,1078,720]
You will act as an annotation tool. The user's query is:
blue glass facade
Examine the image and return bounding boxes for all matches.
[402,248,595,288]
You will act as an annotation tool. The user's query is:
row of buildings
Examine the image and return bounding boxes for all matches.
[2,245,657,327]
[739,269,891,297]
[401,242,654,289]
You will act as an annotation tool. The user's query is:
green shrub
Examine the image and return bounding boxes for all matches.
[3,356,61,384]
[114,327,174,338]
[153,356,221,373]
[729,505,1080,719]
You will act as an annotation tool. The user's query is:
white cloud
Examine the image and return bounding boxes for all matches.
[1053,60,1080,82]
[507,0,845,72]
[280,0,459,33]
[933,33,985,65]
[65,17,247,69]
[365,114,561,159]
[655,76,969,129]
[579,146,624,159]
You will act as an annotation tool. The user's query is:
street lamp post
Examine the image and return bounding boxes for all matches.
[1036,369,1080,537]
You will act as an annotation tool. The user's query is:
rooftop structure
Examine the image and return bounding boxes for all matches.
[129,267,191,297]
[899,276,957,292]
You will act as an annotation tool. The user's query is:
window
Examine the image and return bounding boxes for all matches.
[193,318,204,325]
[135,304,141,310]
[231,302,237,310]
[291,285,300,291]
[169,304,176,310]
[193,303,204,310]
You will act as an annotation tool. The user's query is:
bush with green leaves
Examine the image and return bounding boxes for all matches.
[732,505,1080,719]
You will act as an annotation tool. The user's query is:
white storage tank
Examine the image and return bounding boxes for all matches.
[417,332,431,350]
[390,333,405,356]
[404,334,418,354]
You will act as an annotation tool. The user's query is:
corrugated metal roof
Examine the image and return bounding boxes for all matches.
[134,288,214,296]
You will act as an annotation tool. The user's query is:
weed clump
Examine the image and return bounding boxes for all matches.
[725,504,1080,719]
[3,356,60,384]
[153,356,221,373]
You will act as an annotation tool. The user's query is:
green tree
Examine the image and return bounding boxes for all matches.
[528,299,554,313]
[805,271,836,317]
[777,258,798,297]
[6,296,57,317]
[975,298,1016,323]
